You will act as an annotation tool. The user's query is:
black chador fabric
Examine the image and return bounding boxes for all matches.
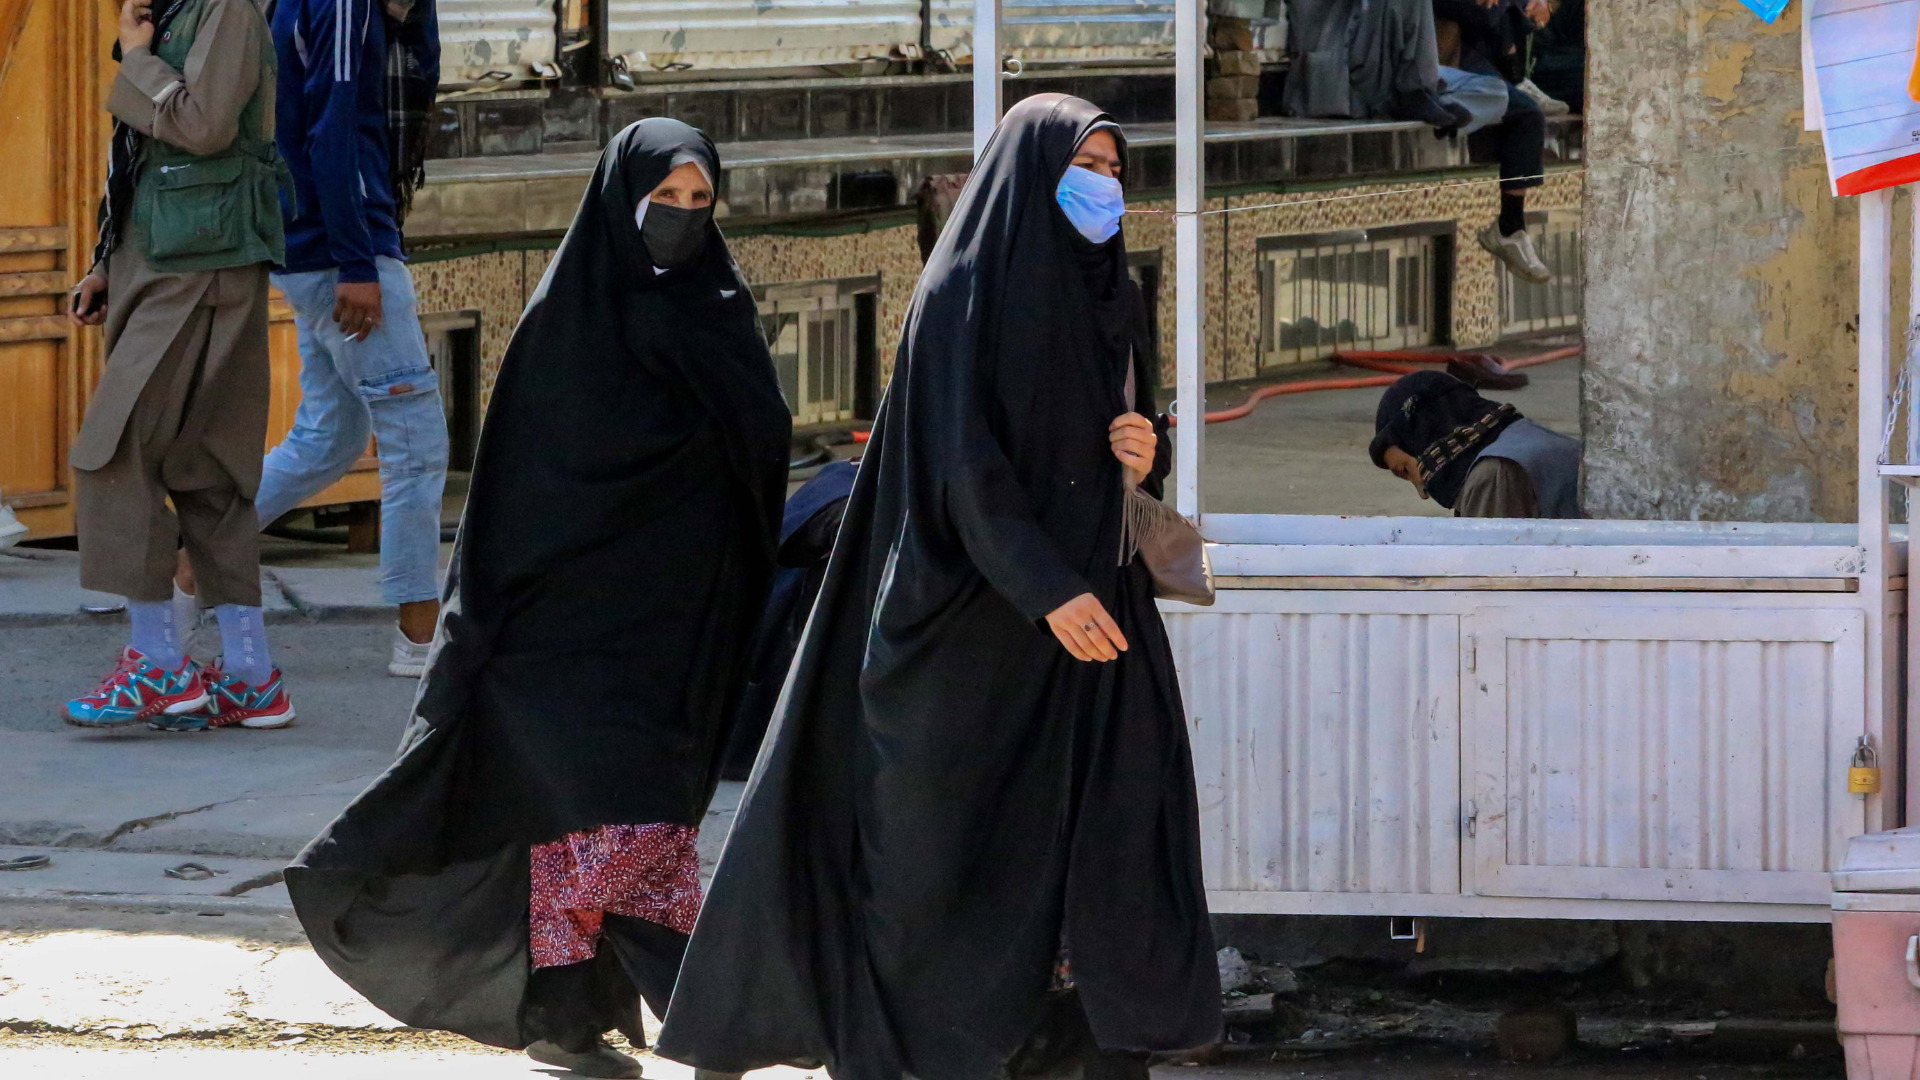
[657,94,1220,1080]
[283,119,792,1049]
[722,459,858,780]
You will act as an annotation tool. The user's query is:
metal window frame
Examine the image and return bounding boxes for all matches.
[420,309,484,472]
[1253,223,1451,368]
[754,275,881,427]
[1496,209,1583,337]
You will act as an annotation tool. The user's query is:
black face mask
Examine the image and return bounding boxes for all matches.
[641,202,713,269]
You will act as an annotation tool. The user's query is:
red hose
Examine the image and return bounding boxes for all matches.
[1334,345,1581,376]
[842,347,1580,439]
[1173,346,1582,425]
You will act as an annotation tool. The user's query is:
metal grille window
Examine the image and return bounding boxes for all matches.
[1256,225,1448,368]
[1497,210,1583,336]
[756,276,880,427]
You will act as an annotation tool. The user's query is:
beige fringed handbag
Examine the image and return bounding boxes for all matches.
[1121,367,1215,606]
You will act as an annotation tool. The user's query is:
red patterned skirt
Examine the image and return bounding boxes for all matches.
[529,823,703,969]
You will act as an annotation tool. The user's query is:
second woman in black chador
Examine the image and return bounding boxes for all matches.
[658,94,1221,1080]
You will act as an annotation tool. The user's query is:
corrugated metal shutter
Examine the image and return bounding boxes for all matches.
[1169,608,1464,899]
[604,0,922,74]
[926,0,1176,64]
[438,0,559,85]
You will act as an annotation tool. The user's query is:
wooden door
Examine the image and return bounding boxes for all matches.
[0,1,378,542]
[0,0,110,540]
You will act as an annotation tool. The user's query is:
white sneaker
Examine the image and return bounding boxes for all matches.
[0,502,25,550]
[389,625,431,678]
[1478,224,1554,284]
[1516,77,1570,116]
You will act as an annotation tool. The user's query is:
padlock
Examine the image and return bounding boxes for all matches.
[1850,736,1882,796]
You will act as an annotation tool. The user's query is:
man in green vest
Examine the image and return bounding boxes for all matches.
[63,0,296,732]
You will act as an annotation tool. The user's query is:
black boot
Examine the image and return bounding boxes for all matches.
[1389,89,1472,137]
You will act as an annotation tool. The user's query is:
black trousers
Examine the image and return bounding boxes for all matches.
[1462,59,1546,190]
[524,914,689,1052]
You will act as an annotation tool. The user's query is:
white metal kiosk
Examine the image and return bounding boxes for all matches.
[974,0,1909,925]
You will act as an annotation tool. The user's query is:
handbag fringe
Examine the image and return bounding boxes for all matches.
[1120,485,1158,567]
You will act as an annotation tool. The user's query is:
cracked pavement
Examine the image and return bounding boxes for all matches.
[0,561,745,1054]
[0,618,416,862]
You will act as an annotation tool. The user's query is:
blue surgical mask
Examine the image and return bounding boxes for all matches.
[1056,165,1125,244]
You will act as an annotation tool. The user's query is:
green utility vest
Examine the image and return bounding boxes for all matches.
[131,0,290,273]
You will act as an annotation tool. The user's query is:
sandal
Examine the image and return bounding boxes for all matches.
[164,862,224,882]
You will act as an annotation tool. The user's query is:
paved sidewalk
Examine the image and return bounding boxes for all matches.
[0,548,387,624]
[0,544,742,1040]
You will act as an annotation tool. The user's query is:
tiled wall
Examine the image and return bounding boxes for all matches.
[412,167,1585,413]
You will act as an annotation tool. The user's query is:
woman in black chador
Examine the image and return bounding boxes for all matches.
[658,94,1221,1080]
[283,119,792,1079]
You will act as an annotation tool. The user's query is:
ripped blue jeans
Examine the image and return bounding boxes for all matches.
[257,256,449,606]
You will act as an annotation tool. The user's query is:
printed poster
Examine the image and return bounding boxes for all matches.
[1808,0,1920,196]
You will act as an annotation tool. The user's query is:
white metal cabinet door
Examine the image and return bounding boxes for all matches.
[1465,605,1866,906]
[1166,605,1461,903]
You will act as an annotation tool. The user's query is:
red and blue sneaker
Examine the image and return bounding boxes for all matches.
[64,648,209,728]
[149,658,296,731]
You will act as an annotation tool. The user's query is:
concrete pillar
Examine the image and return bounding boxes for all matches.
[1581,1,1879,522]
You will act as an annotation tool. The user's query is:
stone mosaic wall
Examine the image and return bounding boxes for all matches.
[1128,170,1585,387]
[727,226,923,381]
[409,249,552,409]
[412,168,1584,413]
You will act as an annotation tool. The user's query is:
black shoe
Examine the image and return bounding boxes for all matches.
[1390,90,1472,137]
[615,1010,648,1052]
[527,1038,644,1078]
[1431,101,1472,139]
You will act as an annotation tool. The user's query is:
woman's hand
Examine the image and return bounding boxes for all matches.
[1525,0,1552,26]
[1045,593,1128,662]
[1110,412,1156,488]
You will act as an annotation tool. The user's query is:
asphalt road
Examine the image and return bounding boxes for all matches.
[0,1043,1845,1080]
[1191,340,1582,516]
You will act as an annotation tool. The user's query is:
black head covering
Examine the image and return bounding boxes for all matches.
[1369,370,1521,508]
[285,120,792,1049]
[658,94,1219,1080]
[422,115,793,818]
